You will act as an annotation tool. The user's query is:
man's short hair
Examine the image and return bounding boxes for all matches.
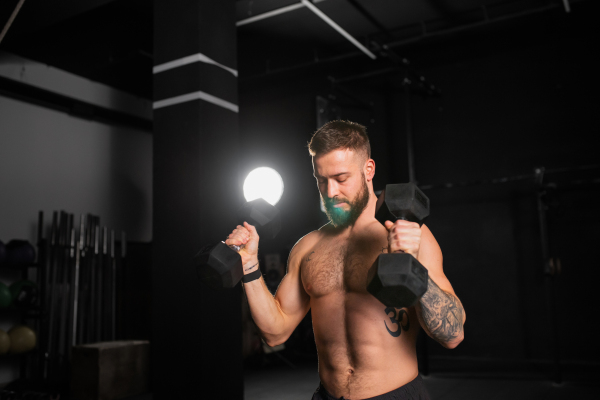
[308,120,371,161]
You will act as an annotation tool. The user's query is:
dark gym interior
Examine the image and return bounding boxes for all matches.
[0,0,598,399]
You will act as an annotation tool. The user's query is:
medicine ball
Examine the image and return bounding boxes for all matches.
[8,325,37,354]
[9,280,38,308]
[0,329,10,355]
[0,240,6,266]
[5,240,36,267]
[0,283,12,308]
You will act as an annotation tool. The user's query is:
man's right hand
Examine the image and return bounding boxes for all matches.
[225,221,260,273]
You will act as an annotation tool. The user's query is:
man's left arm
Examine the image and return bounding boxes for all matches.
[414,224,465,348]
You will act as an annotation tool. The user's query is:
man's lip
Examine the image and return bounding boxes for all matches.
[333,202,347,207]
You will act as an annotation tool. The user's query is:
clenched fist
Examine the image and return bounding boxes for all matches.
[225,222,260,273]
[384,220,422,259]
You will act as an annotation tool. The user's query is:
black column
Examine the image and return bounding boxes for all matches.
[152,1,243,398]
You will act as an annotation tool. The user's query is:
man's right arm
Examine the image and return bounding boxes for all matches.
[227,222,311,347]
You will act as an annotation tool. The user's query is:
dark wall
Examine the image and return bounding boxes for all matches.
[404,5,599,363]
[238,4,599,367]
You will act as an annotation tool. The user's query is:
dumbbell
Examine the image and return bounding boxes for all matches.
[367,183,430,308]
[195,198,281,289]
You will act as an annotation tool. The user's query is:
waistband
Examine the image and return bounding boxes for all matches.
[315,375,427,400]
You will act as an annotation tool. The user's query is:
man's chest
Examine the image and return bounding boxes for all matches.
[301,234,387,297]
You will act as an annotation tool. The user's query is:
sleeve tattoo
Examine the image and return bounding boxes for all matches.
[419,277,464,343]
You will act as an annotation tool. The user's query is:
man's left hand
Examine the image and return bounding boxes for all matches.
[384,220,422,259]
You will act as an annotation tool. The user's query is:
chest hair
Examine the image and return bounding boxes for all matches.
[302,235,384,297]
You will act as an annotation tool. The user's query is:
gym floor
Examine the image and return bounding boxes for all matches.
[243,361,598,400]
[121,358,597,400]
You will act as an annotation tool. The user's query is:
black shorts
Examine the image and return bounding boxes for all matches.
[311,375,430,400]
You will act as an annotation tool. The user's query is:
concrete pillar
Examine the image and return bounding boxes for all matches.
[152,1,243,397]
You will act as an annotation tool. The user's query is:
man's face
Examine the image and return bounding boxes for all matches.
[313,149,371,228]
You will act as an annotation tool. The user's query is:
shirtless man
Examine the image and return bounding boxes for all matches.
[227,120,465,399]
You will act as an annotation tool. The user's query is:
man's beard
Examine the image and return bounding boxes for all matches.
[321,176,370,228]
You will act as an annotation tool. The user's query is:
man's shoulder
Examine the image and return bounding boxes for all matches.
[292,227,325,253]
[287,224,330,261]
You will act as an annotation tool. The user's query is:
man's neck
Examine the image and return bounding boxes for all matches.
[342,190,379,234]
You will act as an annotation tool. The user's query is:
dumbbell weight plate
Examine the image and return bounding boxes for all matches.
[375,183,429,226]
[195,242,243,290]
[237,198,281,239]
[367,253,429,308]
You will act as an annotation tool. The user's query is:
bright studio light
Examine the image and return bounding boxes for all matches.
[243,167,284,206]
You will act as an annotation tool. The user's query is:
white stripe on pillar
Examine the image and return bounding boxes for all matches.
[153,90,238,113]
[153,52,238,77]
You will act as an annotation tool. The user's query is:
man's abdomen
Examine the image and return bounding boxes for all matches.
[311,291,420,399]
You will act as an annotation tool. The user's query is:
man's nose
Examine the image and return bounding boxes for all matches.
[327,181,339,199]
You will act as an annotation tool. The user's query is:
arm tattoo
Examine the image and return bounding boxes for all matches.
[244,262,259,271]
[419,277,464,343]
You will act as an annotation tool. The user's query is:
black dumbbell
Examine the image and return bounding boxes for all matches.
[195,198,281,289]
[367,183,430,308]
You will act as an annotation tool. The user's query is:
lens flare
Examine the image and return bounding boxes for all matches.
[243,167,284,206]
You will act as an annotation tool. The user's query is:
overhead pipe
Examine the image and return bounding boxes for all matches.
[301,0,376,59]
[0,0,26,44]
[236,0,327,27]
[240,0,572,82]
[344,0,393,39]
[237,0,376,60]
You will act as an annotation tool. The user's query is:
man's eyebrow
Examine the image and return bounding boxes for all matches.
[314,172,350,178]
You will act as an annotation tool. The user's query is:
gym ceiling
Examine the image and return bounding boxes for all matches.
[0,0,584,100]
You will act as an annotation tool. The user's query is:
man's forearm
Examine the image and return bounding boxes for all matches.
[242,261,288,346]
[417,277,465,348]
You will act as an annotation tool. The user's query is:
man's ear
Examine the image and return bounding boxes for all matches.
[364,158,375,181]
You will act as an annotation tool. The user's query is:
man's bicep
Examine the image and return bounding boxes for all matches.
[418,224,455,296]
[418,224,465,323]
[274,244,310,324]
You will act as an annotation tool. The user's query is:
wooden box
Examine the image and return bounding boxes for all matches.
[71,340,150,400]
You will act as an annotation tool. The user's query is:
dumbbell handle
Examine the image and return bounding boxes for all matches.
[222,241,244,252]
[393,216,424,227]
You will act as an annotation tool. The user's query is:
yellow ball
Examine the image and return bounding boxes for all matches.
[8,325,36,354]
[0,329,10,355]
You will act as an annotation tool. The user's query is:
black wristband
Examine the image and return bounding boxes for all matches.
[242,268,262,283]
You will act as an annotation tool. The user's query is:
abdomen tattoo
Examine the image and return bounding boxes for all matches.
[384,307,410,338]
